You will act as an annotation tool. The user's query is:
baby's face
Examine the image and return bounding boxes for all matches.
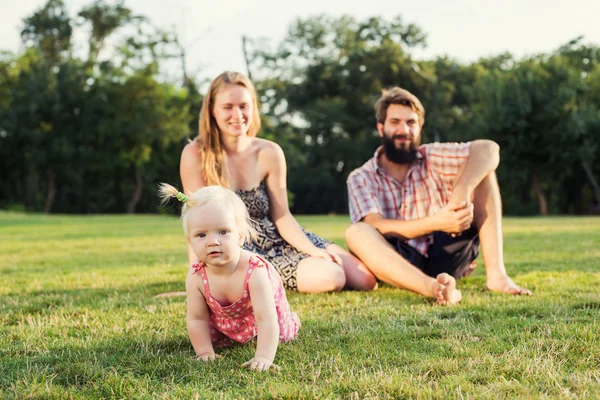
[186,203,243,269]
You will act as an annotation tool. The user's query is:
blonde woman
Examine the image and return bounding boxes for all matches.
[179,71,377,293]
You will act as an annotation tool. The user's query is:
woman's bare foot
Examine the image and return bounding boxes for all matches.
[486,273,531,295]
[436,273,462,305]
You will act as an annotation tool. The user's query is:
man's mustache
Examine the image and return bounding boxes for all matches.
[392,134,412,140]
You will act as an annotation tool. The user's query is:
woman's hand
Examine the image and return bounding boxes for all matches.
[241,356,281,371]
[310,248,342,266]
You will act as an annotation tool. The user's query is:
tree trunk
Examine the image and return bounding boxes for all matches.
[241,35,253,80]
[126,166,143,214]
[581,160,600,207]
[113,168,124,213]
[25,170,36,211]
[44,170,56,213]
[532,172,548,215]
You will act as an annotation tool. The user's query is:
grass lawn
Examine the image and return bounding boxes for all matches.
[1,212,599,399]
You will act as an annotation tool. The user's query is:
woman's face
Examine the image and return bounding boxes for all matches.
[212,84,254,139]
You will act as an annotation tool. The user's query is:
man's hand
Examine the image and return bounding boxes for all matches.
[433,201,474,235]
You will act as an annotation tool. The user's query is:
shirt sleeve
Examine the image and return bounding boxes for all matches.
[347,170,382,224]
[424,142,471,185]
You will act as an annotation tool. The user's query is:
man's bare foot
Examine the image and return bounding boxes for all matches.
[486,273,531,295]
[436,273,462,305]
[154,291,186,298]
[428,279,445,303]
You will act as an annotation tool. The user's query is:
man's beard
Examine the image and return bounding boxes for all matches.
[381,133,418,164]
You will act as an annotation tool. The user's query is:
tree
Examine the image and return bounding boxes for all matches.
[0,0,197,214]
[249,15,429,213]
[77,0,135,65]
[469,53,587,214]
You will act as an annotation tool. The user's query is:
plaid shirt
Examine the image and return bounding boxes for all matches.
[347,142,471,256]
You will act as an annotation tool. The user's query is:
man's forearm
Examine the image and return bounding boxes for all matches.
[370,216,437,240]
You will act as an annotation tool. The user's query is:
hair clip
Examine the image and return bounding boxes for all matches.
[175,192,188,203]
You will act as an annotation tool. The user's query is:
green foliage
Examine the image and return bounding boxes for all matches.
[250,15,429,213]
[78,0,135,65]
[1,213,599,398]
[464,41,600,214]
[1,4,599,215]
[0,0,200,214]
[20,0,72,65]
[250,17,600,215]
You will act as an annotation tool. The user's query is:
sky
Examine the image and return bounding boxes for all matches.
[2,0,600,82]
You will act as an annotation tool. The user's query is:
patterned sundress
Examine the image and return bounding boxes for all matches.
[235,182,331,291]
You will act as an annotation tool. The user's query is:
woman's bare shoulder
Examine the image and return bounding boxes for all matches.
[181,139,202,164]
[253,138,284,159]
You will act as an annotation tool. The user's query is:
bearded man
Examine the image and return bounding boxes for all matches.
[345,87,531,305]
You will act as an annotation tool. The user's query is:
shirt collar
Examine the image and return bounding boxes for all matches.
[371,145,424,174]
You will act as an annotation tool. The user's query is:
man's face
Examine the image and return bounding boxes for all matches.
[377,104,422,164]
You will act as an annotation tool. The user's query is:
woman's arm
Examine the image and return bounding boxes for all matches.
[242,266,279,370]
[262,142,339,262]
[180,142,206,266]
[185,271,215,360]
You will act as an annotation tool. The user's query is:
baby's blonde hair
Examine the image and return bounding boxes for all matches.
[158,183,256,243]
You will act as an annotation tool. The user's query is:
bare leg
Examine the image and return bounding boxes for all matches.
[473,172,531,295]
[296,257,346,293]
[326,243,378,291]
[345,223,459,304]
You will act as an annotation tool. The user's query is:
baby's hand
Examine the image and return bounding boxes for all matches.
[196,352,220,362]
[241,356,281,371]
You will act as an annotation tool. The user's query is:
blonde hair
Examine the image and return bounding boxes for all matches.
[375,87,426,126]
[158,183,256,243]
[196,71,261,187]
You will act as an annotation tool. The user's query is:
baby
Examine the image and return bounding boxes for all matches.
[159,184,300,371]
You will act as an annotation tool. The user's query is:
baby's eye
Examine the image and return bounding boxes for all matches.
[197,233,206,238]
[219,229,228,235]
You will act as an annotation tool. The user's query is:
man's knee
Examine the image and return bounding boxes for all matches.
[344,222,377,242]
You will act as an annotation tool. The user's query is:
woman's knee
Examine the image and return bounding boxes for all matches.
[328,265,347,291]
[354,272,379,291]
[296,258,346,292]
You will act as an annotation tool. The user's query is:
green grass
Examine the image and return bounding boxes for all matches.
[1,212,599,399]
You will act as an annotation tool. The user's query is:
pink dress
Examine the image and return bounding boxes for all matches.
[193,254,300,347]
